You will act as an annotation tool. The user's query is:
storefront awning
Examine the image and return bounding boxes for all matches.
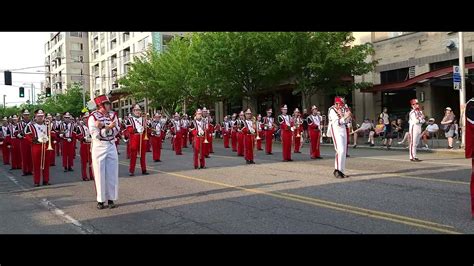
[361,62,474,93]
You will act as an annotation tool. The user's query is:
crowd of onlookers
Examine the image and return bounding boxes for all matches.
[350,107,459,150]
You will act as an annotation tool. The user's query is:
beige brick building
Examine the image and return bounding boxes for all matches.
[353,32,474,125]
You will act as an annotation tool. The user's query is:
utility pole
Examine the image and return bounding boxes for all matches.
[458,32,466,149]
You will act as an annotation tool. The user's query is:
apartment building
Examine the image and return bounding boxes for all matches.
[44,32,90,95]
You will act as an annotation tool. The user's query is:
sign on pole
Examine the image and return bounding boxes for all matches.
[453,65,461,90]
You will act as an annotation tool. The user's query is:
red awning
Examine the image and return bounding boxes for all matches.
[362,62,474,92]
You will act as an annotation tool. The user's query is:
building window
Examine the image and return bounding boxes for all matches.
[380,67,410,84]
[70,32,83,38]
[71,43,83,51]
[429,57,472,71]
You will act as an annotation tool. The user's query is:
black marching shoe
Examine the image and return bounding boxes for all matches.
[142,171,149,175]
[64,168,68,172]
[194,166,198,169]
[34,183,40,187]
[200,166,206,169]
[250,160,255,164]
[108,200,116,209]
[129,172,135,176]
[68,167,73,171]
[154,160,161,162]
[316,157,323,159]
[335,170,344,179]
[43,182,51,186]
[333,170,339,178]
[246,160,251,164]
[97,202,105,210]
[346,154,350,158]
[266,152,273,155]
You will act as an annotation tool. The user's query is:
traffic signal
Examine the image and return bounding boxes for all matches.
[45,87,51,97]
[4,71,12,85]
[19,87,25,98]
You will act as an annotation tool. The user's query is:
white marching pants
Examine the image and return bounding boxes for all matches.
[409,124,422,160]
[330,126,347,173]
[91,140,119,203]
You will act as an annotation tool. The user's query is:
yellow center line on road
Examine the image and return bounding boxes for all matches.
[201,154,470,185]
[118,161,461,234]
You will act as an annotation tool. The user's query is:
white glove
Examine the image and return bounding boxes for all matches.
[53,141,57,144]
[59,134,64,138]
[7,145,11,149]
[67,138,72,143]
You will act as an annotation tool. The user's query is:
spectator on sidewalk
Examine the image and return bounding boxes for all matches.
[383,119,400,149]
[379,107,391,135]
[351,118,374,148]
[371,118,385,147]
[441,107,456,149]
[421,118,439,150]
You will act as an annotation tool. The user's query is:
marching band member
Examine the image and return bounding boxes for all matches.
[24,109,52,186]
[230,113,238,152]
[126,104,149,176]
[307,105,323,159]
[189,109,206,169]
[293,108,303,154]
[222,115,231,148]
[89,95,120,209]
[9,115,22,170]
[54,113,62,157]
[59,112,76,172]
[46,113,57,166]
[17,109,33,176]
[256,114,264,151]
[74,112,94,181]
[278,105,294,162]
[236,111,245,157]
[328,97,351,178]
[170,112,184,155]
[242,109,257,164]
[146,113,152,152]
[408,99,425,162]
[1,117,10,165]
[202,107,211,158]
[151,112,163,162]
[263,108,276,155]
[181,114,190,148]
[207,115,215,154]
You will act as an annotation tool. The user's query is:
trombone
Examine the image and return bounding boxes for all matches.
[41,120,54,170]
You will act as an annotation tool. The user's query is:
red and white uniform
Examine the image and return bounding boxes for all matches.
[170,119,184,155]
[17,120,33,175]
[222,120,231,148]
[88,110,120,203]
[307,114,322,158]
[8,123,21,169]
[150,120,163,161]
[278,113,293,161]
[54,119,62,156]
[263,116,275,154]
[1,125,10,165]
[75,122,94,180]
[230,118,238,152]
[181,118,190,148]
[190,118,206,168]
[236,118,245,157]
[60,121,76,169]
[328,105,349,172]
[25,122,52,185]
[126,115,149,174]
[256,119,264,150]
[408,108,425,160]
[293,116,304,153]
[465,98,474,216]
[242,119,256,162]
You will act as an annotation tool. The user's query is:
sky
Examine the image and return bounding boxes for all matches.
[0,32,51,107]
